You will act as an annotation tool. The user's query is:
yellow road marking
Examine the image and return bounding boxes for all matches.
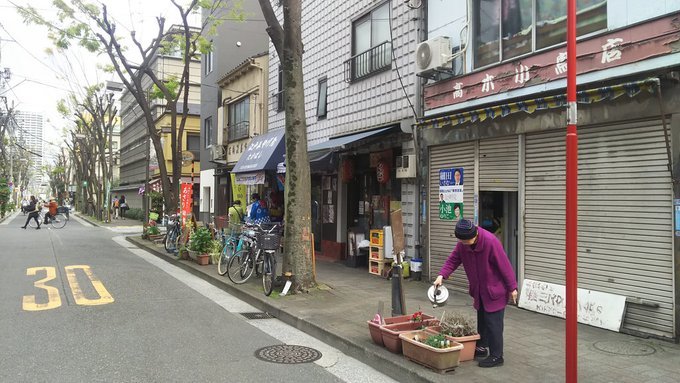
[64,265,114,306]
[23,267,62,311]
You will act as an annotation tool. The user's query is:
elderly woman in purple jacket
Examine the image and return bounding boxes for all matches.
[434,219,518,368]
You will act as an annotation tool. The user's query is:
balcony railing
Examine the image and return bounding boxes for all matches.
[344,41,392,83]
[228,121,250,141]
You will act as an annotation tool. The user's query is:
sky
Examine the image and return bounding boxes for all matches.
[0,0,199,164]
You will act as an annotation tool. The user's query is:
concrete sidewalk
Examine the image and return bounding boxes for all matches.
[112,232,679,383]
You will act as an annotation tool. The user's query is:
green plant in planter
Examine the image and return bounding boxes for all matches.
[147,225,160,235]
[439,312,478,337]
[189,227,212,254]
[422,333,453,349]
[208,239,223,264]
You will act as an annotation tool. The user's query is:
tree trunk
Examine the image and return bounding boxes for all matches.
[281,0,315,291]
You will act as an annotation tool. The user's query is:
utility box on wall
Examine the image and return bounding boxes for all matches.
[396,155,416,178]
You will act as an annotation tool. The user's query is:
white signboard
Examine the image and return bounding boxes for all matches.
[235,171,265,185]
[518,279,626,332]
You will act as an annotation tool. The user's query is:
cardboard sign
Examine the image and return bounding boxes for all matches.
[518,279,626,332]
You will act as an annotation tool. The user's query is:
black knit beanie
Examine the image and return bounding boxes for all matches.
[455,219,478,240]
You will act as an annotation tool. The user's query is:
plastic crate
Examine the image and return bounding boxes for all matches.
[369,246,384,260]
[369,260,388,276]
[370,230,384,246]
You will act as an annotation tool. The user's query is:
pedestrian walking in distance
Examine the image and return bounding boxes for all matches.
[433,219,518,368]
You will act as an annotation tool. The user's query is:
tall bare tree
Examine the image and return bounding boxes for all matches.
[19,0,236,214]
[257,0,315,291]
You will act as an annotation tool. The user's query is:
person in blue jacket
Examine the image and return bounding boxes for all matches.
[248,193,270,224]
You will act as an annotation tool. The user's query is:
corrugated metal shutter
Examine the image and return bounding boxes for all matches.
[479,136,519,191]
[429,142,475,293]
[525,120,673,338]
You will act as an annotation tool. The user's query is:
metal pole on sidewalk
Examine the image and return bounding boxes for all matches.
[566,0,578,381]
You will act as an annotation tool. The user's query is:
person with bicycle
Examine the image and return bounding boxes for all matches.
[43,198,58,225]
[21,196,41,230]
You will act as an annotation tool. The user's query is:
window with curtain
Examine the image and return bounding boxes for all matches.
[474,0,606,68]
[228,97,250,141]
[187,134,200,161]
[204,117,213,148]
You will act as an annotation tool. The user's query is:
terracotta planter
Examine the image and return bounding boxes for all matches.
[381,319,438,354]
[196,254,210,266]
[367,314,436,347]
[399,330,464,373]
[187,250,199,261]
[426,326,481,362]
[179,250,189,260]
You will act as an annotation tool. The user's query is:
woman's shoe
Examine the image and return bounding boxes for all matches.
[21,226,26,229]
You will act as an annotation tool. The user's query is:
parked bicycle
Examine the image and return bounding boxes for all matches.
[164,214,181,253]
[217,225,243,276]
[258,224,282,296]
[225,225,260,284]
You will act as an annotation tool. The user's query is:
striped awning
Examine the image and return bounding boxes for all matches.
[417,78,659,130]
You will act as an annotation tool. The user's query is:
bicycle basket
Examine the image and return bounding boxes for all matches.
[258,232,281,250]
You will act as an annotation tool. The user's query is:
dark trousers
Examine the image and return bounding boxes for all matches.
[44,213,53,224]
[477,300,505,358]
[24,212,40,227]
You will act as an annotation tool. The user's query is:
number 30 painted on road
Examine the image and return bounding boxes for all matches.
[23,265,114,311]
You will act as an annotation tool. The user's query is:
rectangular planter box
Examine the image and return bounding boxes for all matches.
[381,319,439,354]
[367,314,436,347]
[426,326,481,362]
[196,254,210,266]
[399,330,464,374]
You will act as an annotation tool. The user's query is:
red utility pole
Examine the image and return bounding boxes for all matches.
[566,0,578,382]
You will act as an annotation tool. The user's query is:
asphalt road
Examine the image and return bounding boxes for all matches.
[0,211,396,383]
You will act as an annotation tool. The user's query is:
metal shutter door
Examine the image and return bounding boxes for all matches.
[429,142,475,293]
[525,120,673,338]
[479,136,519,191]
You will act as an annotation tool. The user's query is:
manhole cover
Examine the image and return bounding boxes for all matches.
[255,345,322,364]
[593,341,656,356]
[241,312,275,320]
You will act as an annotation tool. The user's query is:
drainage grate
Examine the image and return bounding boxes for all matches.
[254,345,322,364]
[241,312,275,320]
[593,341,656,356]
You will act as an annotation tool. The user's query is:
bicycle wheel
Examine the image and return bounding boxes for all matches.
[50,214,68,229]
[165,226,178,252]
[227,249,255,284]
[262,254,275,296]
[28,214,41,228]
[217,240,237,276]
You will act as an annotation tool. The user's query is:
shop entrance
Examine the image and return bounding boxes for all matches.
[479,191,518,279]
[311,175,323,252]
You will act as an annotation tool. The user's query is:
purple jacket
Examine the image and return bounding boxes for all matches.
[439,227,518,313]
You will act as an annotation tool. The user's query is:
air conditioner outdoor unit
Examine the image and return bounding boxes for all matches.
[210,144,226,161]
[416,36,452,75]
[395,155,416,178]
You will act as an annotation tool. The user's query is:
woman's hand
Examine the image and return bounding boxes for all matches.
[510,289,518,304]
[433,275,444,287]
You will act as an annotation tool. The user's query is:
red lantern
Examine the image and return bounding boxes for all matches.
[376,159,390,184]
[341,158,354,183]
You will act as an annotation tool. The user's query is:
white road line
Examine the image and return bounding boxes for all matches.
[112,236,397,383]
[0,210,21,225]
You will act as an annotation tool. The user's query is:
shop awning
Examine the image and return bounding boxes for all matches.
[417,78,659,130]
[307,126,393,152]
[232,129,285,173]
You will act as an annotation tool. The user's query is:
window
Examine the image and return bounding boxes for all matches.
[276,65,284,112]
[112,142,118,150]
[345,2,392,82]
[316,78,328,119]
[205,50,213,75]
[187,134,200,161]
[204,117,213,148]
[474,0,606,68]
[228,97,250,141]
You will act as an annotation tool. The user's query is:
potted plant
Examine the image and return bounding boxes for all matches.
[427,312,481,362]
[146,221,163,241]
[208,239,223,265]
[380,311,439,353]
[178,244,189,260]
[189,227,212,265]
[399,330,464,373]
[368,311,436,347]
